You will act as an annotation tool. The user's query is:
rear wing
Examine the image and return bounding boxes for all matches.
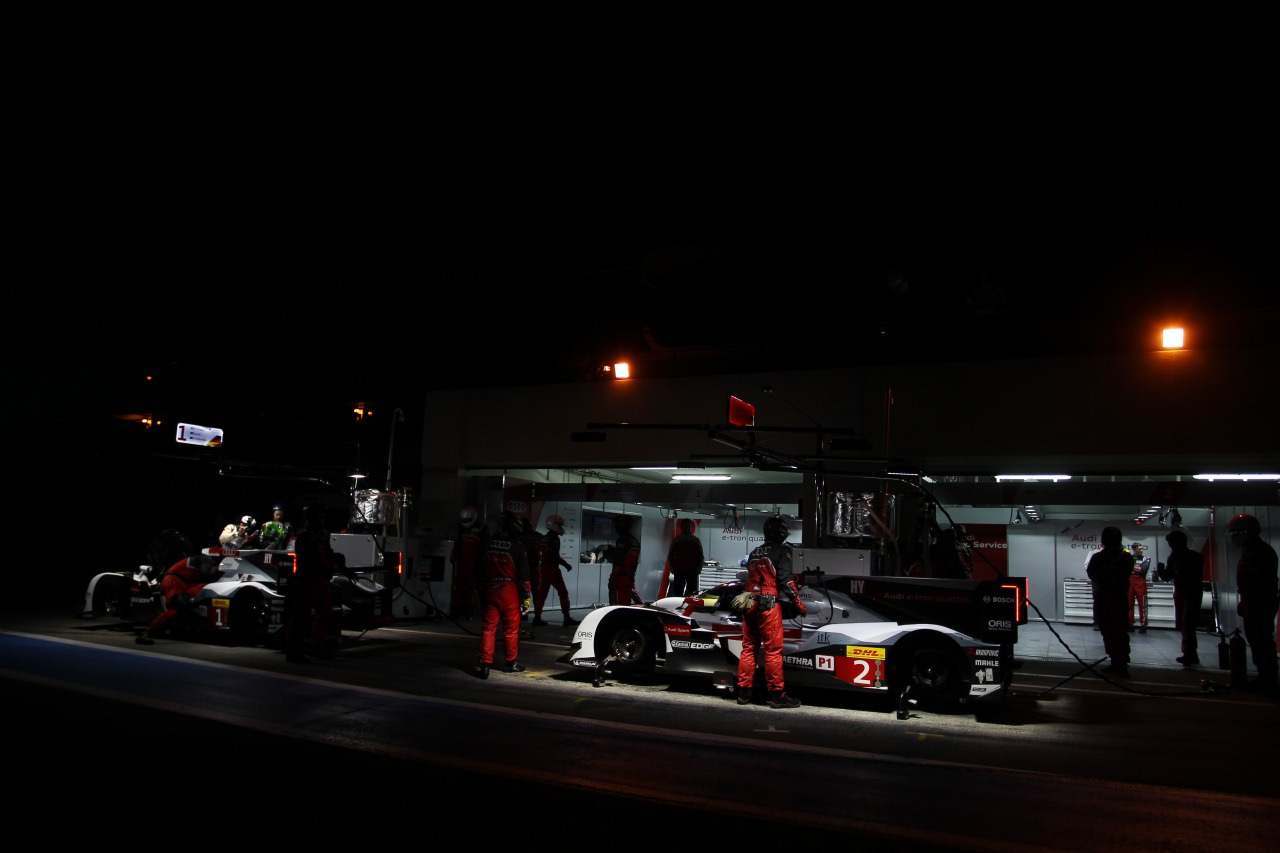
[808,573,1029,646]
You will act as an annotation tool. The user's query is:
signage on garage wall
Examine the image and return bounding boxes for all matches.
[175,423,223,447]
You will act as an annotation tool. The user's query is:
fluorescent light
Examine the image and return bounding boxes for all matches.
[994,475,1072,482]
[630,467,676,471]
[671,475,731,481]
[1193,473,1280,481]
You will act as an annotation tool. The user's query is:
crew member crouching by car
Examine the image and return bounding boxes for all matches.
[136,554,220,645]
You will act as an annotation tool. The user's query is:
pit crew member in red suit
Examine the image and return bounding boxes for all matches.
[450,505,486,620]
[135,554,219,644]
[1127,542,1150,633]
[665,517,705,598]
[735,516,804,709]
[521,517,544,624]
[607,514,643,606]
[474,511,531,679]
[285,503,340,663]
[532,514,578,628]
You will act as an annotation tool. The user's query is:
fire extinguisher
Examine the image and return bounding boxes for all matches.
[1229,628,1249,688]
[1217,630,1231,670]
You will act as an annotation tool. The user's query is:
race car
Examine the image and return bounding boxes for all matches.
[564,576,1016,713]
[81,530,396,645]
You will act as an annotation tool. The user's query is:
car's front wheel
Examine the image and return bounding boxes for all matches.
[595,619,659,679]
[91,576,127,619]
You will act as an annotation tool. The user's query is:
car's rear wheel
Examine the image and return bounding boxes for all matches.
[893,641,967,701]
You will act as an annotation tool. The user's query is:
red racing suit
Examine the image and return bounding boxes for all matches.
[450,523,486,619]
[146,558,210,636]
[478,530,531,666]
[531,529,574,620]
[608,532,642,605]
[1128,560,1148,627]
[286,526,338,656]
[737,541,803,694]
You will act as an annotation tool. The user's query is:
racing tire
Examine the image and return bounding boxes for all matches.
[229,592,272,646]
[91,576,128,619]
[597,619,659,679]
[893,641,967,702]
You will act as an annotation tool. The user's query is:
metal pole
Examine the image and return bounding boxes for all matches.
[385,407,404,492]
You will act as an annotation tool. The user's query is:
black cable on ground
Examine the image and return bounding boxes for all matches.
[1020,597,1213,699]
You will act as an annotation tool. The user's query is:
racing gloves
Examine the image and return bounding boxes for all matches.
[786,579,806,615]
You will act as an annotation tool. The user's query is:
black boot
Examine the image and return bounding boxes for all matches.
[531,617,548,627]
[503,660,526,673]
[768,691,800,709]
[563,614,579,627]
[135,632,155,645]
[474,664,490,680]
[736,687,753,705]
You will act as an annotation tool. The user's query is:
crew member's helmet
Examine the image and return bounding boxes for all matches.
[613,514,632,532]
[460,505,478,528]
[240,515,256,527]
[763,516,789,544]
[546,514,565,535]
[1228,513,1261,538]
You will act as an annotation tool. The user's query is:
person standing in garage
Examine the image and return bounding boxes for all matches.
[1162,529,1205,666]
[473,510,532,679]
[608,514,643,606]
[1228,513,1278,693]
[1128,542,1150,633]
[450,506,486,620]
[666,517,705,598]
[735,516,805,709]
[532,514,578,628]
[1087,526,1134,678]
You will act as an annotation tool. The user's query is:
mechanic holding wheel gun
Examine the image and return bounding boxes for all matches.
[473,510,532,679]
[733,516,804,709]
[136,554,220,645]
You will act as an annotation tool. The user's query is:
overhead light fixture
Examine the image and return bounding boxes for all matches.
[1193,473,1280,481]
[1133,505,1162,525]
[630,467,676,471]
[1162,327,1185,349]
[671,475,731,482]
[995,475,1072,482]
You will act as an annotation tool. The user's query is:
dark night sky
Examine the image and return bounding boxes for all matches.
[9,90,1278,498]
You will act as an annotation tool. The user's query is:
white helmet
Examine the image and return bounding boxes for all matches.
[240,515,256,527]
[547,514,565,535]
